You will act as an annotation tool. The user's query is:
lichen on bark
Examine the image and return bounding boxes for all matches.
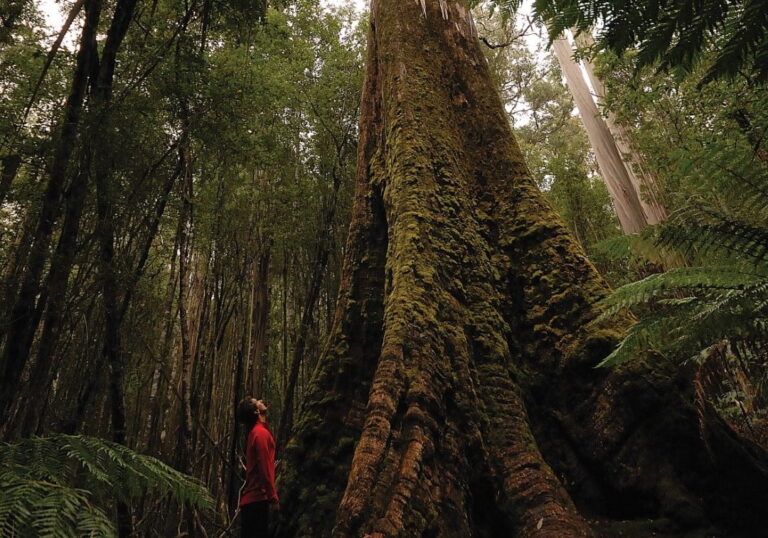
[273,2,768,537]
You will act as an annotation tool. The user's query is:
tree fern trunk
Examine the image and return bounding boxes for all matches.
[275,1,768,537]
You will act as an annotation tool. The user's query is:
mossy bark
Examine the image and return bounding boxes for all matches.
[274,1,768,537]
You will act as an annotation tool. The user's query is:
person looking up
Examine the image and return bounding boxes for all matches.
[236,396,279,538]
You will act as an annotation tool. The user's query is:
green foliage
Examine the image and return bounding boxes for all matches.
[485,0,768,85]
[0,434,213,537]
[597,202,768,367]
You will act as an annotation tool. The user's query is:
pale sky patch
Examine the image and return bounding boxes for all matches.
[325,0,368,11]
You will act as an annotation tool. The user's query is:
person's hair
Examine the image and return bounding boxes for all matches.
[236,396,259,426]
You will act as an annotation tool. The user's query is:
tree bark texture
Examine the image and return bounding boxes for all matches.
[275,1,768,537]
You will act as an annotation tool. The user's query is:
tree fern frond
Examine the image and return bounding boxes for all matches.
[702,0,768,83]
[597,293,755,367]
[0,435,213,537]
[591,228,681,267]
[60,435,213,508]
[517,0,768,84]
[598,310,674,366]
[0,475,115,538]
[663,299,768,360]
[597,266,765,318]
[660,205,768,265]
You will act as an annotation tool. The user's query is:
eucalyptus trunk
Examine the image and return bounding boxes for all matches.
[275,1,767,537]
[573,32,667,224]
[552,37,649,233]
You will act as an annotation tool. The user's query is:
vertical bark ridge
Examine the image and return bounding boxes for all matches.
[476,364,591,537]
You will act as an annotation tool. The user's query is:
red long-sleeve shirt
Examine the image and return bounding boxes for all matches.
[240,421,279,506]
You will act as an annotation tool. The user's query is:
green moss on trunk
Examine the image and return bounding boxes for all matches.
[274,1,768,537]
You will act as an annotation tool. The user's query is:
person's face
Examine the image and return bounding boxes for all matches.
[252,398,268,417]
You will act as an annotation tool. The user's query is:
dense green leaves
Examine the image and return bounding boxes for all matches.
[485,0,768,84]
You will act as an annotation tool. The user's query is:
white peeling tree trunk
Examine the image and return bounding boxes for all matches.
[552,37,649,233]
[573,32,667,224]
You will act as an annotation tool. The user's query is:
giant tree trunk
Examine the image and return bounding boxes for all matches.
[275,2,768,537]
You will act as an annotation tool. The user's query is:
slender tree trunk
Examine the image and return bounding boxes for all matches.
[119,148,182,320]
[228,343,246,513]
[0,154,21,205]
[177,142,195,471]
[275,2,768,537]
[20,117,175,439]
[88,3,139,537]
[573,32,667,224]
[552,36,649,233]
[15,161,90,438]
[249,245,271,396]
[143,227,180,453]
[281,257,289,396]
[0,0,102,422]
[277,186,339,447]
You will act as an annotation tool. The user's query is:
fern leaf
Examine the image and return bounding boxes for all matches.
[598,266,764,318]
[0,435,213,537]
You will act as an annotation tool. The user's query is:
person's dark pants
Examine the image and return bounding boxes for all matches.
[241,501,269,538]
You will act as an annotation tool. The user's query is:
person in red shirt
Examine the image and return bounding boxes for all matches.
[236,397,279,538]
